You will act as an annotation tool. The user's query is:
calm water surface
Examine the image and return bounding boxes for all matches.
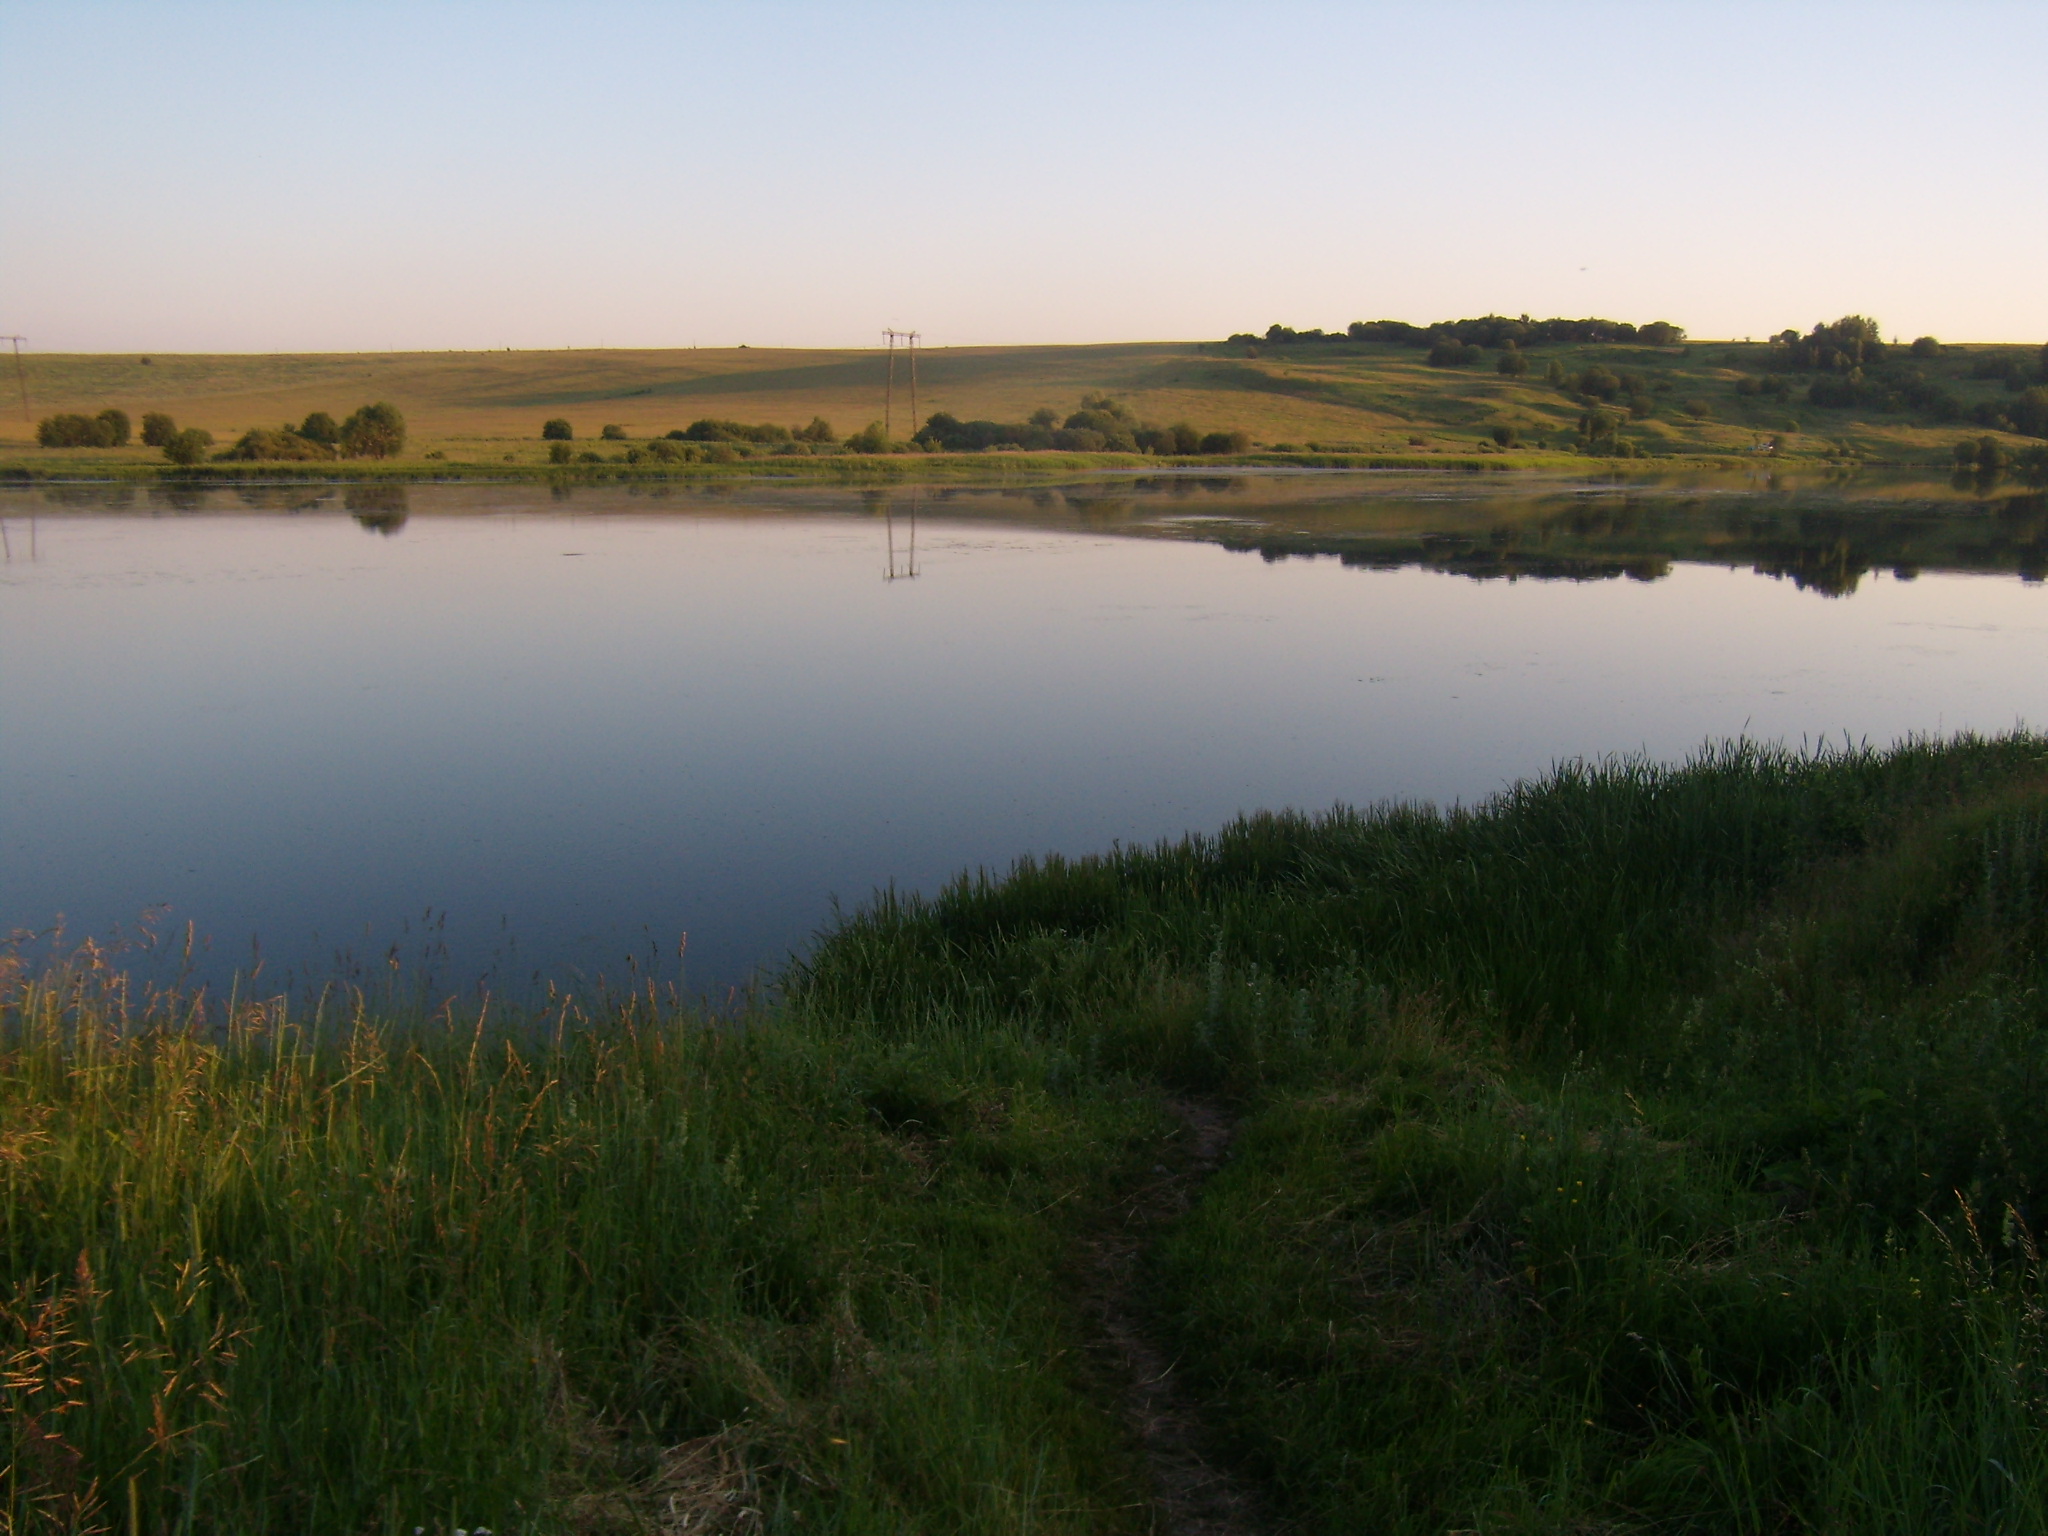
[5,473,2046,997]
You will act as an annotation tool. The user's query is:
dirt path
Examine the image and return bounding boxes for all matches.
[1081,1096,1278,1536]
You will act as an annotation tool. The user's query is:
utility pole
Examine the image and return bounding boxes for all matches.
[884,329,919,441]
[1,338,27,430]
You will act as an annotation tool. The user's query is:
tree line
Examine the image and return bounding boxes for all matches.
[1237,315,1686,349]
[537,399,1254,459]
[913,395,1249,455]
[1750,317,2048,436]
[37,403,406,463]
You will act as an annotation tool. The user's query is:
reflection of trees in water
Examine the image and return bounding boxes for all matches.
[1212,491,2048,597]
[346,483,409,535]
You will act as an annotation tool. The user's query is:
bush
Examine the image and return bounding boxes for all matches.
[1198,430,1252,454]
[1911,336,1942,358]
[1490,424,1520,447]
[1052,428,1107,452]
[795,417,836,443]
[219,427,336,461]
[161,428,213,466]
[299,411,340,445]
[1426,338,1482,367]
[844,421,888,453]
[547,442,572,465]
[680,419,791,444]
[2013,386,2048,439]
[339,402,405,459]
[37,411,129,448]
[1577,367,1621,400]
[599,423,627,441]
[140,411,177,447]
[1496,348,1529,377]
[542,418,573,441]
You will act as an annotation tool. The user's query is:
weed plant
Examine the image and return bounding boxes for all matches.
[8,733,2048,1531]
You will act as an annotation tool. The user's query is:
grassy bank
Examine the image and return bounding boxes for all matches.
[4,336,2043,474]
[10,734,2048,1531]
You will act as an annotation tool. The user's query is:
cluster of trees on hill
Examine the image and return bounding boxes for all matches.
[218,405,405,461]
[1748,318,2048,434]
[1237,315,1685,349]
[36,409,131,447]
[39,403,404,462]
[912,395,1249,455]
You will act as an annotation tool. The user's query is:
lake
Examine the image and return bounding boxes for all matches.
[5,470,2046,1000]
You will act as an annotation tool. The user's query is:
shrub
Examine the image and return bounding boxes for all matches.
[339,402,405,459]
[547,442,572,465]
[1496,348,1529,377]
[1426,338,1483,367]
[2013,386,2048,439]
[1490,424,1520,447]
[219,427,335,461]
[1681,398,1712,419]
[36,414,98,447]
[1911,335,1942,358]
[1577,367,1621,400]
[681,419,791,444]
[1637,320,1685,345]
[161,428,213,466]
[1545,359,1567,385]
[542,418,573,441]
[844,421,888,453]
[37,410,129,448]
[299,411,340,445]
[139,411,177,447]
[1198,430,1252,454]
[1051,427,1107,452]
[795,417,836,443]
[599,423,627,441]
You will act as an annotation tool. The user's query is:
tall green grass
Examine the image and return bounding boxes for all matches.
[8,733,2048,1532]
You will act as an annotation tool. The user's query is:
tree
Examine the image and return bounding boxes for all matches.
[845,421,888,453]
[1198,430,1251,454]
[2013,386,2048,440]
[96,409,131,446]
[548,442,573,465]
[1491,424,1520,447]
[542,418,573,441]
[1496,347,1529,377]
[1911,336,1941,359]
[339,401,405,459]
[600,423,628,440]
[796,417,836,443]
[299,411,340,445]
[140,411,178,447]
[162,428,213,466]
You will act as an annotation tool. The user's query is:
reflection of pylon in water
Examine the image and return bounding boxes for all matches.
[884,489,919,581]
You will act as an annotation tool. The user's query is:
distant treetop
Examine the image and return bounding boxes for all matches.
[1235,315,1687,349]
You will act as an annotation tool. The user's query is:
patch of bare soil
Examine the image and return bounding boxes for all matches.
[1080,1097,1279,1536]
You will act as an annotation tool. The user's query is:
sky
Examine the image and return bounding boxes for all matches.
[4,0,2044,353]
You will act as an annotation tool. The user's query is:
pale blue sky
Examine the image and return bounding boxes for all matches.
[4,1,2043,352]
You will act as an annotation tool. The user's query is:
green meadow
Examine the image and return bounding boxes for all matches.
[4,328,2045,478]
[11,733,2048,1533]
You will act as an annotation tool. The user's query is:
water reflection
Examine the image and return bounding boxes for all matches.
[6,469,2048,1002]
[347,482,409,534]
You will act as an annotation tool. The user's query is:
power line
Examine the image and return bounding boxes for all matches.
[1,338,27,429]
[883,328,919,441]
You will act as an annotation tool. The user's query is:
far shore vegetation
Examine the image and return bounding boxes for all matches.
[8,314,2048,483]
[11,733,2048,1531]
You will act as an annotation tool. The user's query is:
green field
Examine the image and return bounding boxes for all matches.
[4,333,2045,476]
[11,734,2048,1533]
